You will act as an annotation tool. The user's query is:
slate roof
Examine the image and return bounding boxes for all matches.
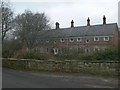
[38,23,118,39]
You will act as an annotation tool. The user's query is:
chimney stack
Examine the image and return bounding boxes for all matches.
[71,20,74,28]
[87,17,90,26]
[103,15,106,24]
[55,22,59,29]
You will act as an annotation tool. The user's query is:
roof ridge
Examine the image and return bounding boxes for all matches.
[49,23,117,31]
[38,23,117,39]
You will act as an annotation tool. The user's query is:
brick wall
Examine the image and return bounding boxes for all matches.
[113,29,119,46]
[37,36,115,54]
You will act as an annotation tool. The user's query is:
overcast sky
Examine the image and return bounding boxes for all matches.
[10,0,120,28]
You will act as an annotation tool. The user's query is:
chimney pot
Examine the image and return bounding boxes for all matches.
[103,15,106,24]
[71,20,74,27]
[55,22,59,29]
[87,17,90,26]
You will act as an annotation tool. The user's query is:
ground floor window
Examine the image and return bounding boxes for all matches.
[94,47,100,52]
[77,47,81,53]
[47,48,49,52]
[85,48,90,53]
[53,48,59,55]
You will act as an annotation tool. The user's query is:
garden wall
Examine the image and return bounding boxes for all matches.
[2,58,119,76]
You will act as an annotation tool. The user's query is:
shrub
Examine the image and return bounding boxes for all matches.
[13,48,54,60]
[54,46,119,61]
[79,47,119,61]
[24,52,53,60]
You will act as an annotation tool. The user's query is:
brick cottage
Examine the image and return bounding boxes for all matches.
[35,16,119,55]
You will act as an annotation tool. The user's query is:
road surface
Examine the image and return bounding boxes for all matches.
[2,68,118,88]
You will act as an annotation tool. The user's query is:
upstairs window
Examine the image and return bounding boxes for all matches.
[60,39,64,42]
[70,38,74,42]
[86,39,90,43]
[104,36,109,41]
[77,38,82,42]
[94,37,99,41]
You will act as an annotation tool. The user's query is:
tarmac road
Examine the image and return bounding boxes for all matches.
[2,68,118,88]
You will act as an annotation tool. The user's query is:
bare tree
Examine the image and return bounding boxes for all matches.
[1,0,14,42]
[14,10,51,49]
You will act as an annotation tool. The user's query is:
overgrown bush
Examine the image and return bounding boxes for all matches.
[13,48,54,60]
[2,40,22,58]
[24,51,53,60]
[79,47,119,61]
[54,53,79,60]
[54,47,119,61]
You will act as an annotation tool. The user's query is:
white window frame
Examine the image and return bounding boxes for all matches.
[94,37,99,41]
[60,38,65,42]
[86,39,90,43]
[77,38,82,42]
[104,36,109,41]
[53,48,59,55]
[46,40,49,43]
[70,38,74,42]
